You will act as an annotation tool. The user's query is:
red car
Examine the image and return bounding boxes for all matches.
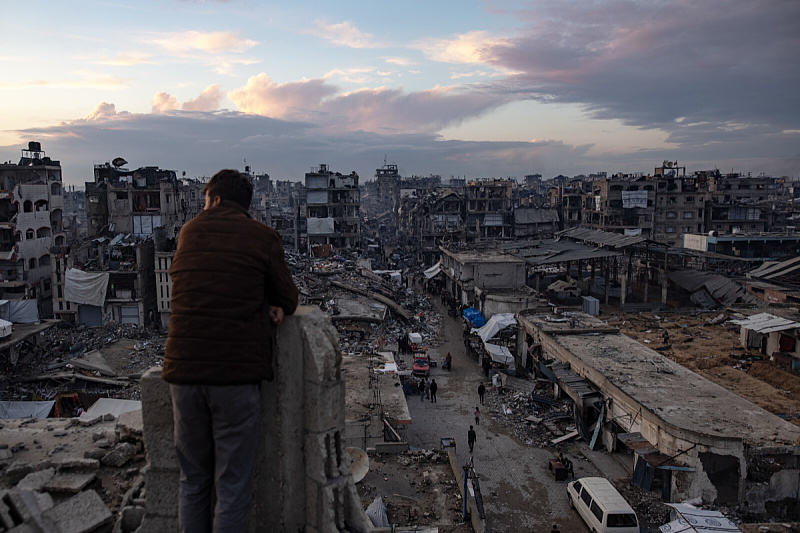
[412,354,430,377]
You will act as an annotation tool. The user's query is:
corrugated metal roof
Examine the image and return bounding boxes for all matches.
[731,312,800,333]
[556,227,653,249]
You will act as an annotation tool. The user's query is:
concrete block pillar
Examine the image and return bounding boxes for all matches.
[139,306,370,533]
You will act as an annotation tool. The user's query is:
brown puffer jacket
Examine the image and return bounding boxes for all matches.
[162,200,298,384]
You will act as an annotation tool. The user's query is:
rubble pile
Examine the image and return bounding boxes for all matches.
[0,410,147,533]
[357,449,470,531]
[485,388,575,447]
[0,324,165,402]
[612,480,671,528]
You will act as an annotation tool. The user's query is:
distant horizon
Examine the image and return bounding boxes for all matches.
[2,1,798,186]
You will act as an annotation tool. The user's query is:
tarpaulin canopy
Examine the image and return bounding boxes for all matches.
[659,503,739,533]
[81,398,141,420]
[462,308,486,328]
[622,190,648,208]
[0,401,54,419]
[8,300,39,324]
[484,343,514,366]
[423,261,442,279]
[65,268,109,307]
[473,313,516,342]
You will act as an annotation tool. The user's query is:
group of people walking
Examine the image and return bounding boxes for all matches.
[418,377,438,403]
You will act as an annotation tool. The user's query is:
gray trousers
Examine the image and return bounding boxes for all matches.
[170,383,261,533]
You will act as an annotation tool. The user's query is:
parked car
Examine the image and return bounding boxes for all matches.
[412,353,431,377]
[567,477,639,533]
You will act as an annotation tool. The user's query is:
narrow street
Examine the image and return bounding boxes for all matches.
[403,297,592,532]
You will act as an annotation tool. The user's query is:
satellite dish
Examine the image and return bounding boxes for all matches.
[112,157,128,168]
[345,447,369,483]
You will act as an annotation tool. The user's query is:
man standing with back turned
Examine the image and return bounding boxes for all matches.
[162,169,299,533]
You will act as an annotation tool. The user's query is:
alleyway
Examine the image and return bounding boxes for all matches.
[404,298,592,532]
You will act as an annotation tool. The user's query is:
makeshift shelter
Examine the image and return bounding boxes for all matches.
[473,313,516,342]
[0,401,54,419]
[731,312,800,359]
[0,318,11,338]
[659,503,739,533]
[423,261,442,279]
[484,343,515,370]
[2,300,40,324]
[462,308,486,328]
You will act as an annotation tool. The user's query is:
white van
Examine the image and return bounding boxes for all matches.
[567,477,639,533]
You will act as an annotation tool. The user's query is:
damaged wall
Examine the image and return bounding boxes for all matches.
[140,307,370,532]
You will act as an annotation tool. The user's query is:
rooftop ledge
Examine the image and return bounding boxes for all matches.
[140,306,371,532]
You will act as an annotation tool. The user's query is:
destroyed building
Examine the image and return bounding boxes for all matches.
[0,142,66,317]
[464,178,513,240]
[305,163,361,255]
[517,311,800,516]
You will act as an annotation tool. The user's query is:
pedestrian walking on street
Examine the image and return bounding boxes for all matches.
[478,382,486,405]
[468,425,476,453]
[550,525,561,533]
[429,379,438,403]
[474,406,480,425]
[424,378,431,399]
[419,379,426,402]
[445,352,452,371]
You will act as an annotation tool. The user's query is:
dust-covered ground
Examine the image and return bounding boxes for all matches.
[605,309,800,425]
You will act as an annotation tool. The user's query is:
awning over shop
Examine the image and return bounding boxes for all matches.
[473,313,516,342]
[659,504,739,533]
[423,261,442,279]
[484,343,514,367]
[0,401,54,419]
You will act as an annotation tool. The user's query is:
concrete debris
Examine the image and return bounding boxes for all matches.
[16,469,55,492]
[43,473,97,494]
[101,443,136,468]
[5,462,34,485]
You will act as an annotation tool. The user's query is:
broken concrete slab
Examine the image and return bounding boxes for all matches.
[117,410,143,441]
[44,473,97,494]
[69,349,117,377]
[78,416,102,427]
[40,490,112,533]
[117,505,145,533]
[101,442,136,467]
[16,468,55,491]
[4,489,55,531]
[5,461,34,485]
[0,448,12,462]
[54,458,100,471]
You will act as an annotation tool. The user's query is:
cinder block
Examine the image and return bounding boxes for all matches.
[304,431,346,484]
[373,442,409,454]
[144,468,179,517]
[43,473,96,494]
[318,478,347,532]
[40,490,112,533]
[304,380,345,434]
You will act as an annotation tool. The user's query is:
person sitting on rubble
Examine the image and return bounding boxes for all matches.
[162,169,299,532]
[558,453,574,478]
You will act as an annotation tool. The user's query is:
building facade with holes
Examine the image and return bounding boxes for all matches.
[0,142,66,317]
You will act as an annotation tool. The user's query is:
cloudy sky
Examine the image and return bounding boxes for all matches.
[1,0,798,187]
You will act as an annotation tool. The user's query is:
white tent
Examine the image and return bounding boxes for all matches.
[0,401,54,419]
[473,313,516,342]
[484,343,515,369]
[659,503,740,533]
[8,300,39,324]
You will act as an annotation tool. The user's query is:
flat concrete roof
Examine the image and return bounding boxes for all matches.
[0,320,60,353]
[522,314,800,447]
[442,248,524,264]
[342,353,411,425]
[554,332,800,447]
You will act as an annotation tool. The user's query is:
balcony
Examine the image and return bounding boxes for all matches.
[139,307,369,532]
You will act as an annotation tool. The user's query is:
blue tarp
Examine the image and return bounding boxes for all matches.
[462,308,486,328]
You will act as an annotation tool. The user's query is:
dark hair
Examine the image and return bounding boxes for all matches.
[202,169,253,209]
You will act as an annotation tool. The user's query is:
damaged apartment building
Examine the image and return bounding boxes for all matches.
[305,163,361,255]
[50,160,204,327]
[0,142,66,317]
[517,312,800,517]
